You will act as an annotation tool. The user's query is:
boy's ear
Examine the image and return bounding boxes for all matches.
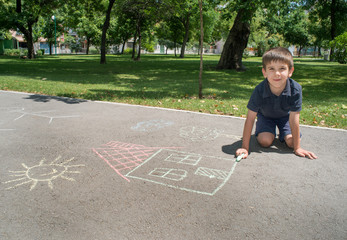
[262,68,267,78]
[289,67,294,77]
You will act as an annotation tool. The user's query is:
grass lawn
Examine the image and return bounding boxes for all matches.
[0,54,346,129]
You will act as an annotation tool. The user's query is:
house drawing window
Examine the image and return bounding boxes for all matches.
[195,167,229,180]
[148,168,187,181]
[164,153,201,166]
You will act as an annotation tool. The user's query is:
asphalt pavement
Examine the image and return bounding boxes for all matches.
[0,90,346,240]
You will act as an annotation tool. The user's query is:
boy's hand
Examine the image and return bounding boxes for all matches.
[294,148,317,159]
[236,148,248,159]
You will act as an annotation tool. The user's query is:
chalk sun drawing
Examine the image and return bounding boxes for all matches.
[3,156,84,191]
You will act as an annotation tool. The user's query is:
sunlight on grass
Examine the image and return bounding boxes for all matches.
[0,54,346,129]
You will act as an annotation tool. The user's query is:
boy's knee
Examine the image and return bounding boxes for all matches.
[284,134,294,148]
[257,133,274,148]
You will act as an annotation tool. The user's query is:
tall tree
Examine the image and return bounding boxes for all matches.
[198,0,203,99]
[117,0,159,60]
[304,0,347,60]
[216,0,291,71]
[0,0,61,59]
[216,1,254,71]
[100,0,116,64]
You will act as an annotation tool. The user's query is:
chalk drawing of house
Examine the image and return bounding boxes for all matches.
[126,149,237,196]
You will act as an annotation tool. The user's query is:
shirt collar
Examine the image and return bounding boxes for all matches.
[263,78,291,98]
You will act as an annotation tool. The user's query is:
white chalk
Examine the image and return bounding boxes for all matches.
[236,153,245,162]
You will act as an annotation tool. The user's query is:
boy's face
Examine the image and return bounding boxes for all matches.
[262,61,294,94]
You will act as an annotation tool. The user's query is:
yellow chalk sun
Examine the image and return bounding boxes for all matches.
[4,156,84,191]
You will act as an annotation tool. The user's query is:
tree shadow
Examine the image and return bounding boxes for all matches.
[24,94,88,104]
[222,135,293,157]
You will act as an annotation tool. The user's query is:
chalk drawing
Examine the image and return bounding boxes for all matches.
[11,109,79,124]
[165,153,201,166]
[3,156,84,191]
[131,119,174,132]
[179,126,241,141]
[0,108,24,131]
[195,167,229,180]
[126,149,238,196]
[92,141,181,182]
[149,168,187,181]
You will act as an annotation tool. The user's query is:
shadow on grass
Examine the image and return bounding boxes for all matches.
[1,55,345,103]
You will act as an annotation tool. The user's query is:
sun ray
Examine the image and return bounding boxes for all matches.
[50,156,62,165]
[9,170,26,173]
[48,181,53,189]
[29,181,38,191]
[9,174,26,177]
[3,177,28,183]
[22,163,29,169]
[39,158,47,166]
[5,180,33,190]
[65,164,85,168]
[65,171,81,174]
[60,175,76,181]
[60,157,75,165]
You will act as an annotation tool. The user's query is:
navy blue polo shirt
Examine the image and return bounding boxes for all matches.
[247,78,302,119]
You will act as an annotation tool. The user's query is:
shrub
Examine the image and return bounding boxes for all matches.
[123,48,134,55]
[4,49,20,56]
[330,32,347,64]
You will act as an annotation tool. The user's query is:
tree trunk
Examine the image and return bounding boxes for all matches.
[174,42,177,57]
[100,0,116,64]
[198,0,203,99]
[121,40,126,54]
[179,14,190,58]
[132,32,137,59]
[135,24,141,61]
[86,37,90,55]
[329,0,337,61]
[216,9,252,71]
[16,21,35,59]
[49,42,52,55]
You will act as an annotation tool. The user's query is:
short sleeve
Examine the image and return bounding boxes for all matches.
[247,87,261,113]
[290,83,302,112]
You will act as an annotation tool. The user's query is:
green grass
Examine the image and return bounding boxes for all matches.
[0,54,346,129]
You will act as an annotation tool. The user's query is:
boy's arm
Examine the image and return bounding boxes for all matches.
[289,111,317,159]
[236,110,257,158]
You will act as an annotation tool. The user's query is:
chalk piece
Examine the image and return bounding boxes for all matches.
[236,153,245,162]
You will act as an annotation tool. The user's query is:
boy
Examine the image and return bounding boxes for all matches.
[236,47,317,160]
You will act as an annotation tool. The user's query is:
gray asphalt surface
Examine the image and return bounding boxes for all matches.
[0,90,346,240]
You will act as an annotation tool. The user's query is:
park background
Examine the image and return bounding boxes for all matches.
[1,0,346,129]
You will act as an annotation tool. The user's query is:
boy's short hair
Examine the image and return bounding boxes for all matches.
[262,47,294,69]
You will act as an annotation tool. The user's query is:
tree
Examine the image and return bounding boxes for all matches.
[155,18,184,56]
[116,0,159,61]
[304,0,347,60]
[216,0,255,71]
[0,0,61,59]
[198,0,203,99]
[100,0,116,64]
[216,0,294,71]
[39,16,64,55]
[283,5,311,56]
